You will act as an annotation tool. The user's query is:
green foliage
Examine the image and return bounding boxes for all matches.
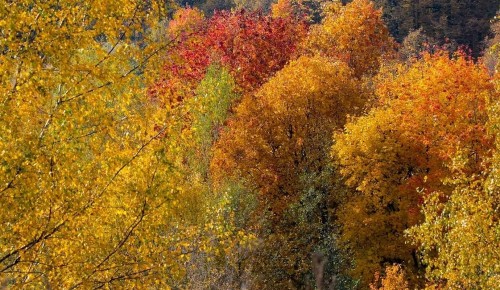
[244,168,357,289]
[190,65,240,173]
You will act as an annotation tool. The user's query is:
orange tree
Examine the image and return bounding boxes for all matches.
[406,66,500,289]
[211,55,366,215]
[332,51,495,287]
[211,54,367,288]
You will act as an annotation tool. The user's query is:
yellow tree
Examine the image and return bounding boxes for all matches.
[332,52,495,287]
[0,1,206,288]
[303,0,396,77]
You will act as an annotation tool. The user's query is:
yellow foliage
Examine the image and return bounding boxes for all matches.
[0,1,207,288]
[303,0,396,77]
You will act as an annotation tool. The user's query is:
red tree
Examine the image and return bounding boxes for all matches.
[149,8,307,108]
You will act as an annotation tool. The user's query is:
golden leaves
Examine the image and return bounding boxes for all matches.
[303,0,396,77]
[0,0,187,288]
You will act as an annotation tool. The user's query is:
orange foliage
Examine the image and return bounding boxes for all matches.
[332,51,495,287]
[370,265,410,290]
[211,55,366,215]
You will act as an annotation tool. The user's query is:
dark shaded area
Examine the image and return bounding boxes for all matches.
[176,0,234,14]
[372,0,499,57]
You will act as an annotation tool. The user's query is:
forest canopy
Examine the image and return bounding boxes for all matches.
[0,0,499,289]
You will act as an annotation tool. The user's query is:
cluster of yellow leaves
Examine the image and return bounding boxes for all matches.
[303,0,396,77]
[0,1,210,288]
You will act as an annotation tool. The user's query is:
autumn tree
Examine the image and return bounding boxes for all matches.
[332,51,495,287]
[212,55,365,214]
[303,0,396,77]
[406,68,500,289]
[205,10,307,91]
[0,1,206,288]
[407,162,500,289]
[211,55,367,288]
[149,7,307,109]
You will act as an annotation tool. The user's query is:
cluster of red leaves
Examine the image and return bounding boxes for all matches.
[148,8,307,109]
[207,10,307,90]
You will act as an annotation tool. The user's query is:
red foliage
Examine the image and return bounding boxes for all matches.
[206,10,307,90]
[148,9,307,108]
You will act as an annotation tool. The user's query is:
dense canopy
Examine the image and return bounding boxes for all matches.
[1,0,498,288]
